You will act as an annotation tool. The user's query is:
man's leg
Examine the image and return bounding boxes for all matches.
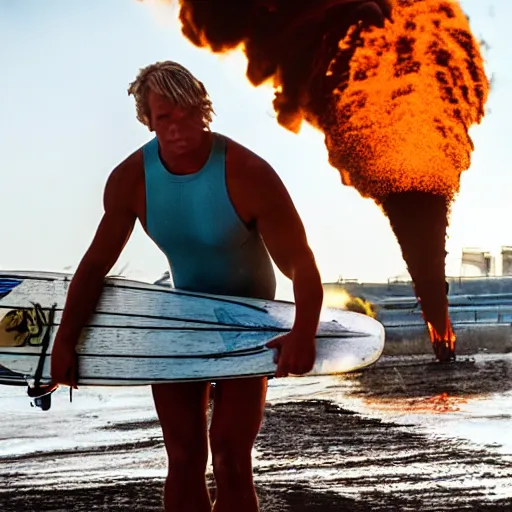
[152,381,212,512]
[209,377,267,512]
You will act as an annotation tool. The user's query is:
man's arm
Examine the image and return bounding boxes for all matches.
[51,164,137,385]
[245,158,324,376]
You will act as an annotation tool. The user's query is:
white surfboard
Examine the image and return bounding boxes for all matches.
[0,271,385,386]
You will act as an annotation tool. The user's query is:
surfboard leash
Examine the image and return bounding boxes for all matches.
[27,303,58,411]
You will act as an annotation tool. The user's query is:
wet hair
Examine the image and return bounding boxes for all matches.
[127,60,214,130]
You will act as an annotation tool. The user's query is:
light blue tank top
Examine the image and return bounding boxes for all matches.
[143,133,276,299]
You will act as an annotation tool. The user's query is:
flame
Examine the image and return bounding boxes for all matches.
[319,3,487,201]
[427,320,457,362]
[422,392,467,413]
[323,288,353,309]
[141,0,489,361]
[323,287,377,318]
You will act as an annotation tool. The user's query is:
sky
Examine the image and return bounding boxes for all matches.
[0,0,511,300]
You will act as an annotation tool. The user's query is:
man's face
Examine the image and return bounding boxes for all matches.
[147,90,206,157]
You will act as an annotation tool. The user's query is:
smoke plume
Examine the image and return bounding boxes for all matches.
[145,0,490,361]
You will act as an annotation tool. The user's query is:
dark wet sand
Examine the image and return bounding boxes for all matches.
[2,355,512,511]
[5,479,510,512]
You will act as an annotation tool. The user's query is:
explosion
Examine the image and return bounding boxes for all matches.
[146,0,489,361]
[323,286,377,318]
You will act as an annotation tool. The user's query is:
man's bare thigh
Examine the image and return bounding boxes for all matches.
[209,377,267,447]
[152,381,211,457]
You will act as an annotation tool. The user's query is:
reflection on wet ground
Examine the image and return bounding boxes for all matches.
[256,399,512,510]
[351,353,512,398]
[260,354,512,510]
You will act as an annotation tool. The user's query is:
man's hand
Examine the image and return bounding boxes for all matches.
[50,340,79,389]
[266,330,316,378]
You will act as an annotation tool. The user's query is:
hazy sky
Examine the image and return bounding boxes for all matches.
[1,0,510,299]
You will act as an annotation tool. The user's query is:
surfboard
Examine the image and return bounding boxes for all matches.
[0,271,385,387]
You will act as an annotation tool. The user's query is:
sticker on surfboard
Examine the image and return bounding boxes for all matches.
[0,304,50,348]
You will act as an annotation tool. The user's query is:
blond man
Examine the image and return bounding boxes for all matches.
[51,61,323,512]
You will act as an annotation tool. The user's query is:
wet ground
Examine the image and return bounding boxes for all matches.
[1,353,511,511]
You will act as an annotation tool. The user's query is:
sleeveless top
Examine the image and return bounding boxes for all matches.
[142,133,276,299]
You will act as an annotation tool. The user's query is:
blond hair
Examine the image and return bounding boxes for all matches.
[127,61,214,129]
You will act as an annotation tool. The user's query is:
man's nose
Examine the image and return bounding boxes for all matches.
[166,124,182,140]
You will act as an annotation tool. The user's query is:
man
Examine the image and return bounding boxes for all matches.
[51,60,324,512]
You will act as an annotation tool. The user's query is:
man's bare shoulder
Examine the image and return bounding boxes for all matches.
[223,134,277,183]
[104,148,144,209]
[222,133,293,222]
[106,148,144,189]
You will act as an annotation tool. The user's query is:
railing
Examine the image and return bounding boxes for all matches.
[378,305,512,328]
